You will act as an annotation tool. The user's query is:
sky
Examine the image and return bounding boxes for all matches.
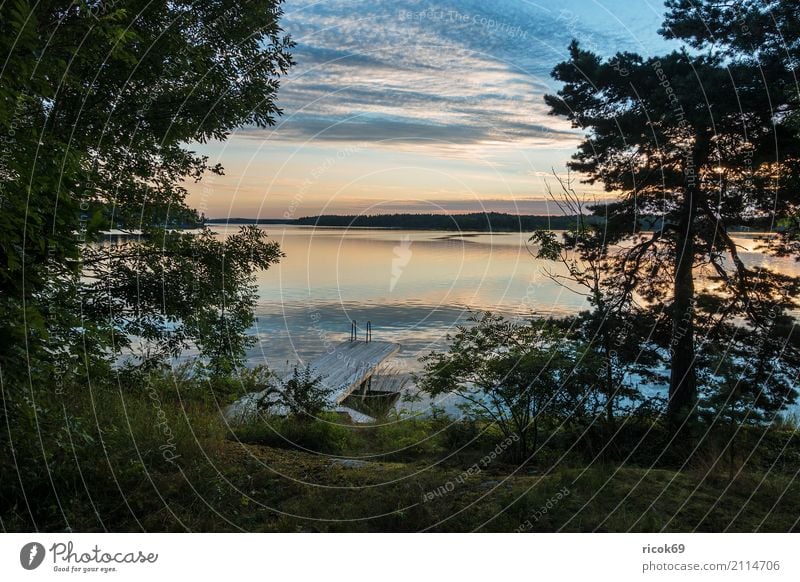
[187,0,675,219]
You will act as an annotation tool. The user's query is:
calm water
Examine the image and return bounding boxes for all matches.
[210,225,799,377]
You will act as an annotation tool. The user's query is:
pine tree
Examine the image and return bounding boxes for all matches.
[544,2,800,429]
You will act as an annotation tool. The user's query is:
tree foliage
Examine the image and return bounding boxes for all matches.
[421,313,598,460]
[1,2,293,525]
[0,1,293,384]
[543,0,800,429]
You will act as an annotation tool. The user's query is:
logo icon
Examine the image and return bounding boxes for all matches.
[20,542,45,570]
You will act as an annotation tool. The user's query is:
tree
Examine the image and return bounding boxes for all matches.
[81,226,283,375]
[544,3,800,430]
[418,313,589,461]
[660,0,800,255]
[531,173,663,426]
[660,0,800,67]
[1,1,293,523]
[0,1,293,385]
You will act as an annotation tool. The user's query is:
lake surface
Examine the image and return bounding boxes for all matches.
[212,225,799,381]
[227,225,581,373]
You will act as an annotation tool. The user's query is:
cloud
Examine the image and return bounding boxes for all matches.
[238,111,577,146]
[189,1,669,216]
[258,0,667,153]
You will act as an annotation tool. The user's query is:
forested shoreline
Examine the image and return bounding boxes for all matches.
[205,212,773,232]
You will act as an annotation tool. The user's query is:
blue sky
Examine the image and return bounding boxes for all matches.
[188,0,675,218]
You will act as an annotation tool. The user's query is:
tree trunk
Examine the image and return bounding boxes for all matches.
[604,337,615,426]
[668,186,698,427]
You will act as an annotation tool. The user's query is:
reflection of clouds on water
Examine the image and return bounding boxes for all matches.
[241,225,593,416]
[237,228,800,369]
[239,225,592,416]
[237,227,800,416]
[244,226,591,370]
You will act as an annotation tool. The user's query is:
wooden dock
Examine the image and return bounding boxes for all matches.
[224,340,400,424]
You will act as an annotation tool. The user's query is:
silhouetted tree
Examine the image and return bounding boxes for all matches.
[544,2,800,430]
[531,173,663,426]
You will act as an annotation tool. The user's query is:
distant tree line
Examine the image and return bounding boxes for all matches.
[207,212,776,232]
[296,213,594,231]
[208,212,593,230]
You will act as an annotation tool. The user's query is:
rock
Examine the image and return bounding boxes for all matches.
[331,458,369,469]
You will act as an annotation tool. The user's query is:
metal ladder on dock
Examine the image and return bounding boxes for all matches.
[350,320,372,342]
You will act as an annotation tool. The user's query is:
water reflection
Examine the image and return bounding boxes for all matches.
[214,225,589,371]
[204,225,800,414]
[208,226,800,370]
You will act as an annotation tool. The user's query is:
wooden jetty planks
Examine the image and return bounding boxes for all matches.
[224,340,400,424]
[310,341,400,404]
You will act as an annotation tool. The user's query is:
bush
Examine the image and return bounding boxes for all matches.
[232,413,355,455]
[115,361,275,407]
[439,418,483,451]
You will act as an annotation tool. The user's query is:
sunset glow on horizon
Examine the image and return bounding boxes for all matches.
[186,0,671,219]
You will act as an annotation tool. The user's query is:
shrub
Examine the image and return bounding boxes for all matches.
[258,364,333,418]
[232,413,355,455]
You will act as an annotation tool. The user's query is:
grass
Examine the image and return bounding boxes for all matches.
[2,370,799,532]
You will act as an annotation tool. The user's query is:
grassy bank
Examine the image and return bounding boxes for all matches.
[2,370,799,532]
